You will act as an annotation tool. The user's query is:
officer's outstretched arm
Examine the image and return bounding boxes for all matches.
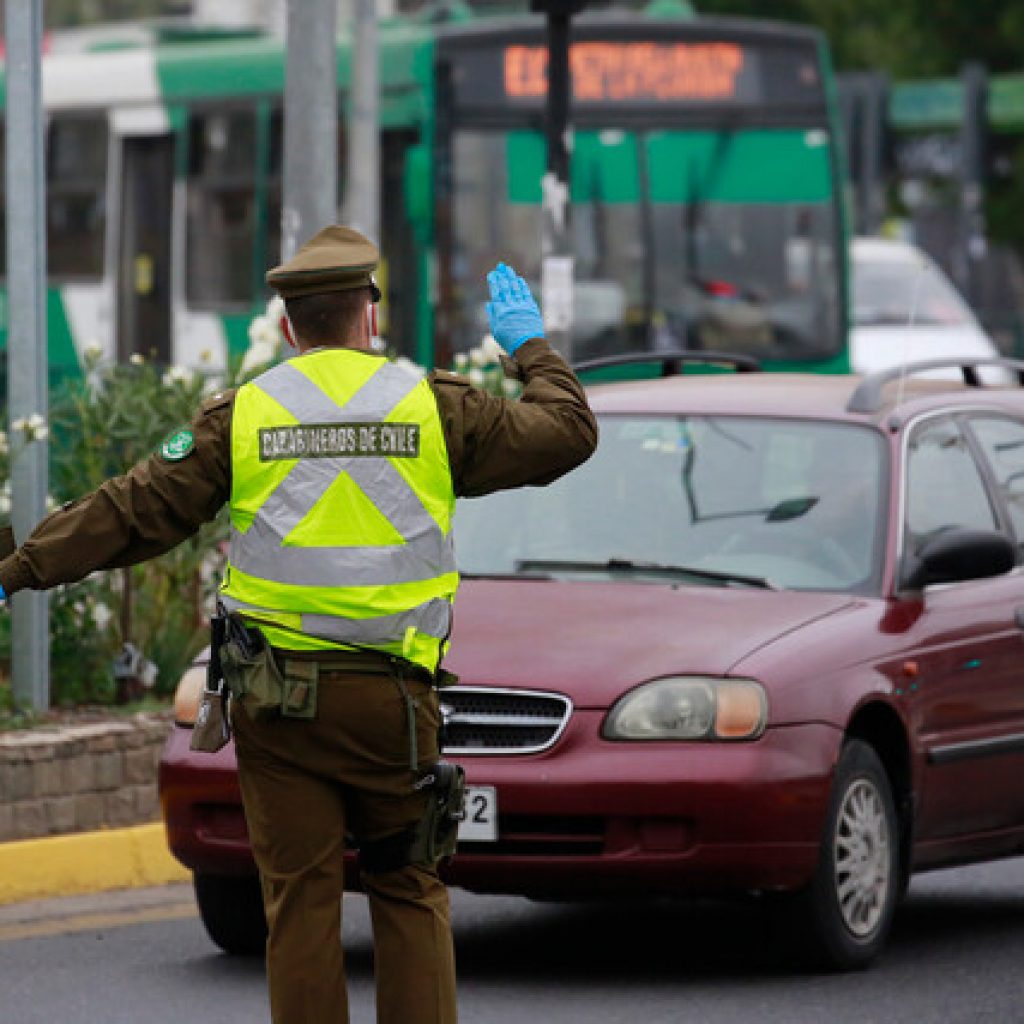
[0,391,233,597]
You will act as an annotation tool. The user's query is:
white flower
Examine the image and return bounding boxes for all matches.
[480,334,504,363]
[468,346,489,368]
[129,353,145,366]
[467,368,486,387]
[247,315,271,346]
[26,414,48,441]
[453,352,469,371]
[162,365,194,387]
[91,602,112,630]
[241,339,276,375]
[267,295,286,323]
[83,340,103,361]
[12,415,48,442]
[502,377,520,399]
[0,495,9,515]
[0,432,8,456]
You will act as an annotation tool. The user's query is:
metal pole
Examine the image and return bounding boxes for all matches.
[345,0,380,244]
[281,0,339,261]
[539,8,575,360]
[860,74,888,237]
[5,0,50,711]
[958,62,988,311]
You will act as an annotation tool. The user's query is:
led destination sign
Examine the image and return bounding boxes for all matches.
[505,42,749,104]
[443,33,824,116]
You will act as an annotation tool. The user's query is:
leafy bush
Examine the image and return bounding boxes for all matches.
[0,311,284,709]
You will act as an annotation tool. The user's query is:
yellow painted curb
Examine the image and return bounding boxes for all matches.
[0,822,190,906]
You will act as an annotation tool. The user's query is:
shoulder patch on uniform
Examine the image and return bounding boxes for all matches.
[159,427,196,462]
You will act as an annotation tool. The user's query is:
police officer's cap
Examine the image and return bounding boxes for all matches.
[266,225,381,302]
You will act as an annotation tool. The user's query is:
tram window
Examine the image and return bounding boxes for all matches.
[186,107,258,308]
[47,115,108,280]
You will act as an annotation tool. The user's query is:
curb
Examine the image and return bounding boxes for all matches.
[0,822,190,906]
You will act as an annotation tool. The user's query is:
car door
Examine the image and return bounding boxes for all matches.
[897,414,1024,839]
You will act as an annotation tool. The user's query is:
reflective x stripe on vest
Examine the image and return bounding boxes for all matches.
[221,352,457,666]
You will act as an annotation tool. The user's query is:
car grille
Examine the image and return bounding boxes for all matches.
[439,686,572,755]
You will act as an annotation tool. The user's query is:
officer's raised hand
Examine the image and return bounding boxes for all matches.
[485,263,544,355]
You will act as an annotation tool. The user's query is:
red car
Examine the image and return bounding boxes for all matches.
[160,355,1024,970]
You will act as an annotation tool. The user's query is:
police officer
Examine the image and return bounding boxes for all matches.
[0,225,597,1024]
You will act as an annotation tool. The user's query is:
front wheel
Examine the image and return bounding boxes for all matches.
[787,739,899,971]
[193,872,267,956]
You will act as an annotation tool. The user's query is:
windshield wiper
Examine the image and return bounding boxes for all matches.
[513,558,774,589]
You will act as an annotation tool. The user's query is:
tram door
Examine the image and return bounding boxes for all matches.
[117,135,173,364]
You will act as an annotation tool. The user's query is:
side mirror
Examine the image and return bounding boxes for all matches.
[901,528,1016,591]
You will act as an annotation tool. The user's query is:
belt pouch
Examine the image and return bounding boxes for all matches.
[281,660,318,720]
[220,620,285,721]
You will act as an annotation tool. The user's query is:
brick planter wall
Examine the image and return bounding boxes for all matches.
[0,712,175,842]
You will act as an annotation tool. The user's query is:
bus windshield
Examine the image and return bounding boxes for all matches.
[448,126,841,363]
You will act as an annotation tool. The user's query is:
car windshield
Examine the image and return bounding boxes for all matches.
[456,415,886,592]
[852,252,974,328]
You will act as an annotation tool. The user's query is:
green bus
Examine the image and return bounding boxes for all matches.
[0,7,850,381]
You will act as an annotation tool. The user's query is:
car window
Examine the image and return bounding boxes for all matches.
[905,418,996,553]
[456,415,886,592]
[968,416,1024,547]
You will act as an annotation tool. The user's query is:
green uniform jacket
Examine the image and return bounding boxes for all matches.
[0,340,597,603]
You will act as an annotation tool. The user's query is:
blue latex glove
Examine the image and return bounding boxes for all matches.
[0,584,6,605]
[485,263,544,355]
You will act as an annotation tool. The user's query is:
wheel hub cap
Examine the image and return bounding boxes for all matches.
[833,777,891,938]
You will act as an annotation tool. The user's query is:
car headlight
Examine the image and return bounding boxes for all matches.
[173,664,207,726]
[602,677,767,741]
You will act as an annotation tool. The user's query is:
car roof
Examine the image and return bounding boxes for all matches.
[585,370,1024,428]
[851,236,931,265]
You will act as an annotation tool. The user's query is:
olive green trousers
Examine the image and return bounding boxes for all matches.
[232,668,457,1024]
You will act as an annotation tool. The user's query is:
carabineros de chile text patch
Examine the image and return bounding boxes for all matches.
[259,423,420,461]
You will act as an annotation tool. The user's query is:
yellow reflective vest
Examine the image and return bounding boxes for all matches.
[219,348,458,674]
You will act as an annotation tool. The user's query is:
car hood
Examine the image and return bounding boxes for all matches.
[445,579,854,707]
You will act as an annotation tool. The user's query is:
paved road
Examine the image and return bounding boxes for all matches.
[4,860,1024,1023]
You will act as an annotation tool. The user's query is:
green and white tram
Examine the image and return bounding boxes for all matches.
[0,7,850,383]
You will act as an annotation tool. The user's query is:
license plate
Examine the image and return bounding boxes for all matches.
[459,785,498,843]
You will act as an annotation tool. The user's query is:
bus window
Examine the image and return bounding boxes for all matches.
[47,115,108,280]
[186,106,258,308]
[448,126,839,363]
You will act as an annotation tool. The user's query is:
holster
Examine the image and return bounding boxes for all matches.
[358,761,467,874]
[189,615,232,754]
[219,612,318,720]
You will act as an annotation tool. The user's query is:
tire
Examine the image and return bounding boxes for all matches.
[193,872,268,956]
[787,739,900,971]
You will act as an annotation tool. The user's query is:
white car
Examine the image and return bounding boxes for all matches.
[850,237,999,377]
